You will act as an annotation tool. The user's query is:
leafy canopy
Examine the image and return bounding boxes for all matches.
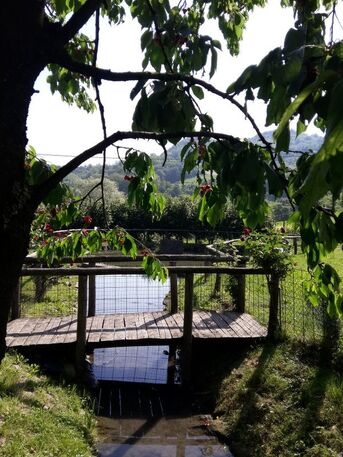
[34,0,343,314]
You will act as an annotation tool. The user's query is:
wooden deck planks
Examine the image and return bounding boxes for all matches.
[6,310,266,348]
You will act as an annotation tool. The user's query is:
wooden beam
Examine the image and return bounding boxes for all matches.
[169,261,178,314]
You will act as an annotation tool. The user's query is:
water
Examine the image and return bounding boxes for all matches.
[97,416,233,457]
[93,275,171,384]
[92,275,233,457]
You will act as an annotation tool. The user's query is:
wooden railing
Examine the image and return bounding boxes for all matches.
[14,262,281,380]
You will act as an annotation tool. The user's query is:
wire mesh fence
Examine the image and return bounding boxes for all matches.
[19,275,78,317]
[280,269,328,343]
[17,267,342,348]
[95,275,170,314]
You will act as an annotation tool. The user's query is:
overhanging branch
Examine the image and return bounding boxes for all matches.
[60,0,103,44]
[56,54,271,149]
[58,56,295,209]
[32,130,236,203]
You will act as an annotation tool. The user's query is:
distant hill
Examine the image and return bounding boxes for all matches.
[250,130,323,168]
[65,131,323,197]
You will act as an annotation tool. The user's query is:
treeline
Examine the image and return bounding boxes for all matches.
[81,195,243,233]
[65,131,323,198]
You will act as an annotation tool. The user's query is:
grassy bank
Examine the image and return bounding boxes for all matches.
[212,341,343,457]
[0,352,96,457]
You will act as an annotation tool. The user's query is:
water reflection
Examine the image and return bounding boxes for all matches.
[97,416,233,457]
[99,444,233,456]
[93,275,172,385]
[93,346,170,384]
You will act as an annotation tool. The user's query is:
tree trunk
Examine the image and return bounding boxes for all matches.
[0,1,51,362]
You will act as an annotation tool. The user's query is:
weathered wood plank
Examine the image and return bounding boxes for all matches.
[163,313,183,338]
[192,311,217,338]
[87,315,105,343]
[135,313,149,340]
[51,316,74,344]
[168,312,184,337]
[123,313,138,340]
[143,312,160,339]
[113,314,126,341]
[64,317,78,344]
[33,317,64,346]
[152,312,171,340]
[200,311,226,337]
[25,317,53,346]
[6,311,267,348]
[100,315,116,342]
[6,318,31,347]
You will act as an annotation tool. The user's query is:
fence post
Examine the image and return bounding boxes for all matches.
[293,237,298,255]
[10,279,21,320]
[76,275,88,373]
[235,274,246,313]
[88,262,96,317]
[183,272,194,387]
[268,273,280,340]
[170,261,178,314]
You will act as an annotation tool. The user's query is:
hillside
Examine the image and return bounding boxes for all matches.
[65,131,323,198]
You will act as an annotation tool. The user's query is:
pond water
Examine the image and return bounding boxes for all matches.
[92,275,233,457]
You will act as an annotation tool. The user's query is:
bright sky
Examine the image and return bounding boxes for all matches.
[26,2,340,166]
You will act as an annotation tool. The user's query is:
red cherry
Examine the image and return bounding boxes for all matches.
[83,215,92,225]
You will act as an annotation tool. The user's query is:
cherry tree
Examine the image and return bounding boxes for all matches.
[0,0,342,361]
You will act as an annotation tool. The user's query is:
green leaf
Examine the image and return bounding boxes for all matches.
[191,85,204,100]
[298,80,343,213]
[274,70,336,142]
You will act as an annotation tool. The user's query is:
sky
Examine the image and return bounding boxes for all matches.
[26,2,341,166]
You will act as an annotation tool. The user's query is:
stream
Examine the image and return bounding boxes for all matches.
[92,275,233,457]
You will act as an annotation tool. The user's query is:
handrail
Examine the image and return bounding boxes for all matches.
[20,265,268,276]
[24,253,235,264]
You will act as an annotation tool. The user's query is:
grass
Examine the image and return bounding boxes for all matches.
[20,276,78,317]
[0,352,96,457]
[211,340,343,457]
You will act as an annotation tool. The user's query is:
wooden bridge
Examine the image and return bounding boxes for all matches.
[6,310,266,349]
[8,257,280,383]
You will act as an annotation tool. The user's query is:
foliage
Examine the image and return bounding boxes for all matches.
[0,352,96,456]
[244,229,292,279]
[1,0,342,338]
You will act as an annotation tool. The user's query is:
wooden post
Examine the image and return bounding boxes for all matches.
[204,260,211,281]
[170,261,178,314]
[10,280,21,320]
[235,274,246,313]
[293,237,298,255]
[88,262,96,317]
[183,272,194,387]
[268,273,280,341]
[76,275,88,373]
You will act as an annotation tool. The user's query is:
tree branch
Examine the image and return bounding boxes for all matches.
[31,130,237,203]
[58,55,296,209]
[60,0,103,44]
[56,54,271,149]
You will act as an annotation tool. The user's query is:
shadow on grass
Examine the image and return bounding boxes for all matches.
[226,343,277,457]
[224,340,335,457]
